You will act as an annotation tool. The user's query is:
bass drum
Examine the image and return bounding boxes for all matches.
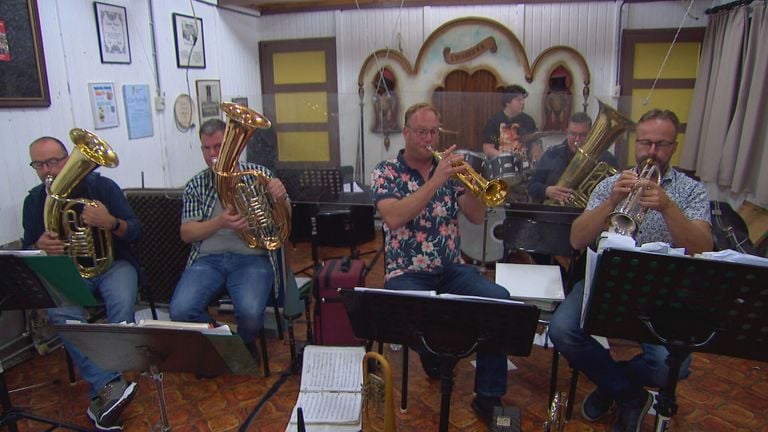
[458,207,505,263]
[453,149,486,174]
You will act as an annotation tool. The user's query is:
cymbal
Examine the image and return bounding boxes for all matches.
[520,131,561,142]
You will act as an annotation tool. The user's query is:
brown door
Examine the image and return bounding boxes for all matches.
[618,28,705,168]
[259,38,339,169]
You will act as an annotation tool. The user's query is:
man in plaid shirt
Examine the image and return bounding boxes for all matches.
[170,118,289,360]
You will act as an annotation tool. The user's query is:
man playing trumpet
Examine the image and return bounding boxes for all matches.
[371,102,512,423]
[549,109,712,432]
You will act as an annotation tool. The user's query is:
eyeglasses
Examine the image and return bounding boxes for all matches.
[29,156,67,170]
[408,127,439,139]
[636,139,675,149]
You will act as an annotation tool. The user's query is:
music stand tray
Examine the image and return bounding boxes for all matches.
[55,323,259,431]
[584,248,768,430]
[339,288,540,432]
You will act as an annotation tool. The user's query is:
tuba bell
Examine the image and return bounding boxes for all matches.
[429,146,508,207]
[213,102,291,251]
[44,129,119,278]
[608,158,661,238]
[545,100,632,207]
[362,351,396,432]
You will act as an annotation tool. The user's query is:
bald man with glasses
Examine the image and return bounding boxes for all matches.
[22,136,142,431]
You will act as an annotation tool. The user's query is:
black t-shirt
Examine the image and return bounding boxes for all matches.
[480,110,538,150]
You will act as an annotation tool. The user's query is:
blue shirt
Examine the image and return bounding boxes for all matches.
[22,172,142,274]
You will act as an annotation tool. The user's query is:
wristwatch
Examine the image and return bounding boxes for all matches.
[111,218,120,232]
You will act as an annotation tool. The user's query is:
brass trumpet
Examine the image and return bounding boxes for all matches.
[429,146,508,207]
[608,158,661,238]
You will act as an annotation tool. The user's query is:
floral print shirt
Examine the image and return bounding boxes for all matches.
[371,150,465,281]
[587,167,711,246]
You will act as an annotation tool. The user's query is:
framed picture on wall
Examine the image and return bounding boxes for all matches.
[88,82,120,129]
[94,2,131,64]
[196,79,221,124]
[172,13,205,68]
[0,0,51,107]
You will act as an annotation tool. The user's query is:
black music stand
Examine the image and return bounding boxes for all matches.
[55,323,259,432]
[584,249,768,431]
[339,288,540,432]
[0,255,92,432]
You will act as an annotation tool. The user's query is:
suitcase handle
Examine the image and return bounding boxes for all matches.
[341,256,351,272]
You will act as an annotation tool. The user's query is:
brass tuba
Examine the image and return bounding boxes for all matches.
[544,391,568,432]
[44,129,119,278]
[608,158,661,238]
[213,102,290,251]
[545,100,632,207]
[429,146,508,207]
[362,351,396,432]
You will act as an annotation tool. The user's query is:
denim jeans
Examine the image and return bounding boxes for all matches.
[169,253,274,344]
[548,280,692,402]
[46,259,138,399]
[385,263,510,398]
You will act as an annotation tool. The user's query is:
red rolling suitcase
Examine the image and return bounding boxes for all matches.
[312,257,366,345]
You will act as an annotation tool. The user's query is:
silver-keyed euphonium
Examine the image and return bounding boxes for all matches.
[607,158,661,238]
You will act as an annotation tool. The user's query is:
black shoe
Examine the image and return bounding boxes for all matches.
[582,387,614,422]
[418,352,441,379]
[86,378,137,431]
[471,395,502,423]
[612,389,653,432]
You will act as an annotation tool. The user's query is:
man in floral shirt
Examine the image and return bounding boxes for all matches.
[371,102,512,423]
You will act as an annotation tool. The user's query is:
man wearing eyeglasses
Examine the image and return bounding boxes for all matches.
[371,103,513,424]
[549,109,712,432]
[22,136,142,431]
[527,112,618,203]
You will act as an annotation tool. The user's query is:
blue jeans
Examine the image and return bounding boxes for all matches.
[170,253,274,344]
[385,263,510,398]
[548,280,692,402]
[46,259,138,399]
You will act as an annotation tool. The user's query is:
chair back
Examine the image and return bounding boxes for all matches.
[124,188,190,306]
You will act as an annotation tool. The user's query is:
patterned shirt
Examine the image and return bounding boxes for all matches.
[587,167,711,246]
[371,150,466,280]
[182,162,272,267]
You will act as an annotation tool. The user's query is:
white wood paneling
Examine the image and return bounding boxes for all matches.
[0,0,707,244]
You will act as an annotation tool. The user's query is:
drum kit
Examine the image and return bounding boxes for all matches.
[452,148,533,265]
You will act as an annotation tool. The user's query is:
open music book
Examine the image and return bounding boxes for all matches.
[286,345,366,432]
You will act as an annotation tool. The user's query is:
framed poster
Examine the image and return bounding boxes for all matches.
[196,79,221,124]
[94,2,131,64]
[88,82,119,129]
[172,13,205,68]
[0,0,50,107]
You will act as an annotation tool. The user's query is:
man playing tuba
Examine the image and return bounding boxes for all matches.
[22,136,142,431]
[169,118,289,362]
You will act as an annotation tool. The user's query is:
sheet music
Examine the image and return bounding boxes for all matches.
[0,249,46,256]
[289,392,362,424]
[300,345,365,392]
[696,250,768,267]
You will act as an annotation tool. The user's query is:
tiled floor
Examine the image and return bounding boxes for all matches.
[3,234,767,431]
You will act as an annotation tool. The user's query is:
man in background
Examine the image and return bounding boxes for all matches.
[528,112,618,203]
[481,84,540,160]
[23,136,141,431]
